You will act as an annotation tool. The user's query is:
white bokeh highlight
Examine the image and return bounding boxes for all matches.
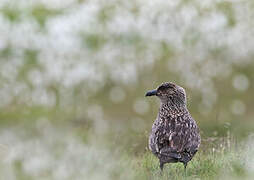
[232,74,249,92]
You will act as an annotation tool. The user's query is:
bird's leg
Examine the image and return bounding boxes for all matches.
[159,161,164,176]
[160,161,164,172]
[183,162,187,176]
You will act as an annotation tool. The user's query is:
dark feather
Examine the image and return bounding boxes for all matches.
[146,82,201,171]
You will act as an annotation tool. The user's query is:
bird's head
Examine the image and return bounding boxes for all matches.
[145,82,187,106]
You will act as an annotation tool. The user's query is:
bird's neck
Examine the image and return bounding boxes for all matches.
[159,101,187,116]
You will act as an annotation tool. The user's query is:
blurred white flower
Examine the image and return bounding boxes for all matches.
[0,0,254,107]
[232,74,249,92]
[0,125,135,180]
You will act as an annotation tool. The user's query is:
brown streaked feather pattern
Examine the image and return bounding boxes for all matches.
[147,82,201,171]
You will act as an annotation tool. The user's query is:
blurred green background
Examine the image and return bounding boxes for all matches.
[0,0,254,179]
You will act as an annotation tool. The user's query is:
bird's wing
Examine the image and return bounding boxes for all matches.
[182,116,201,153]
[156,115,200,156]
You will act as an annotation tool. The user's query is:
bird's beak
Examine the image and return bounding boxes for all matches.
[145,89,157,97]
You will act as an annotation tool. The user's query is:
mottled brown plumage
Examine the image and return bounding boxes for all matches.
[145,82,201,171]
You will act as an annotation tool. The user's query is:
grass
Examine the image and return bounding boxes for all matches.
[128,134,254,180]
[133,148,249,180]
[0,109,253,180]
[0,106,252,180]
[0,120,253,180]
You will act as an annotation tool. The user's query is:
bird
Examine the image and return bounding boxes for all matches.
[145,82,201,171]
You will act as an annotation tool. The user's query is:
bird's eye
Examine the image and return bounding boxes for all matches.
[158,86,168,91]
[158,85,173,92]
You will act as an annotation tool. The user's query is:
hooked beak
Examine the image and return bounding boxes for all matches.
[145,89,157,97]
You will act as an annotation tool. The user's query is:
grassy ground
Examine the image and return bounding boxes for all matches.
[0,123,253,180]
[135,150,241,180]
[130,135,253,180]
[0,107,253,180]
